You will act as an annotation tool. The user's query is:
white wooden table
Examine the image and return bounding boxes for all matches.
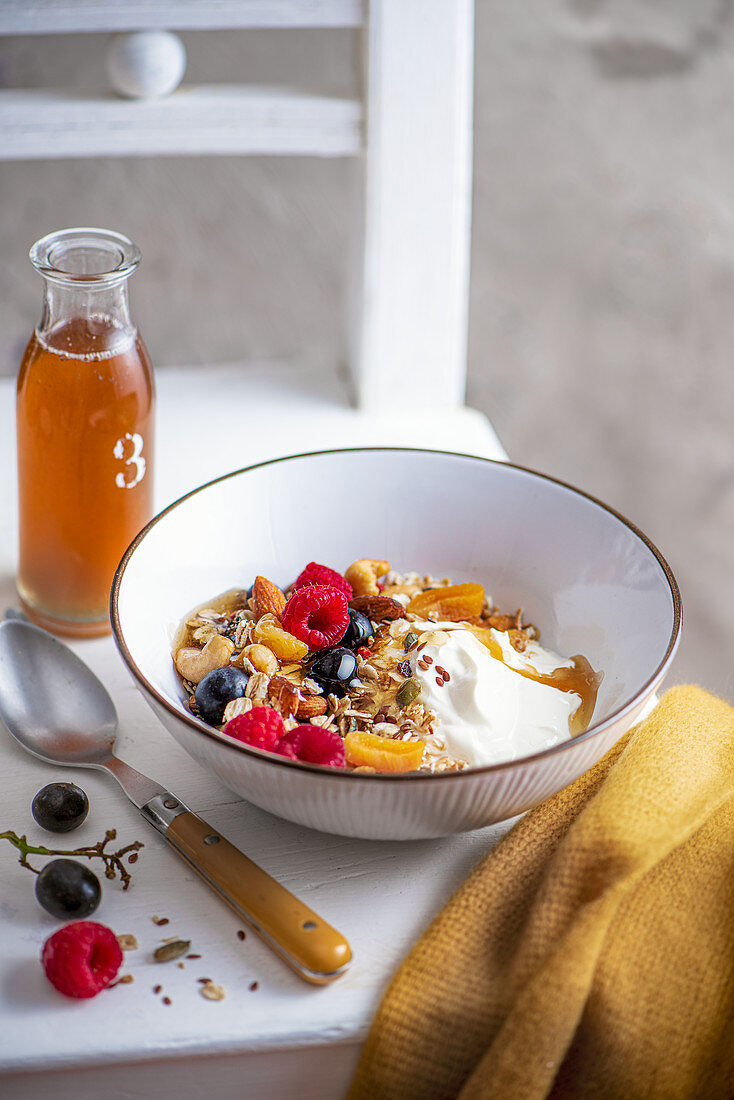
[0,365,515,1099]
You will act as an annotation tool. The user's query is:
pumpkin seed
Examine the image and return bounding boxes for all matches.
[153,939,191,963]
[396,679,420,709]
[403,631,419,652]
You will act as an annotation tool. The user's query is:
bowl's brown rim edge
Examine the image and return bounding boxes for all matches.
[110,447,683,782]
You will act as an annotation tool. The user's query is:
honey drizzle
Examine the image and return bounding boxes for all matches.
[471,630,601,735]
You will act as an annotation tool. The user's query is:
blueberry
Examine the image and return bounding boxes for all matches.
[341,609,374,650]
[35,859,101,920]
[32,782,89,833]
[194,666,251,725]
[308,646,359,696]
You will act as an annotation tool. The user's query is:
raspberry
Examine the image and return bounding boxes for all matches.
[273,739,299,760]
[281,585,349,651]
[293,562,353,600]
[357,646,372,659]
[280,725,347,768]
[41,920,122,999]
[223,706,284,750]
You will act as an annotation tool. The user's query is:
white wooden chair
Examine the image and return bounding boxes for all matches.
[0,0,503,499]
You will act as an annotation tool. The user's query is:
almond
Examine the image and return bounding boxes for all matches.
[252,575,286,619]
[296,695,328,719]
[268,675,299,718]
[349,595,407,622]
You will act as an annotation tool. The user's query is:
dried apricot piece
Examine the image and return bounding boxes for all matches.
[407,583,485,622]
[251,613,309,661]
[345,730,425,773]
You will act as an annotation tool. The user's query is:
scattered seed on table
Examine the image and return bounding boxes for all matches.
[237,930,246,941]
[249,981,259,992]
[197,977,212,984]
[177,962,185,970]
[154,939,191,963]
[162,996,172,1006]
[153,984,162,995]
[152,916,170,926]
[186,953,201,959]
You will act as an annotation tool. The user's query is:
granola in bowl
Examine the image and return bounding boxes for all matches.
[171,560,602,774]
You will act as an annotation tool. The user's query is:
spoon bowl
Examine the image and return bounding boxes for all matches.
[0,619,117,766]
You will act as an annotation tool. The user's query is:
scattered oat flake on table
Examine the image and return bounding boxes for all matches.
[200,981,226,1001]
[116,933,138,951]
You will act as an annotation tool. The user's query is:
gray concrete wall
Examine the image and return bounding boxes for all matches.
[2,3,732,695]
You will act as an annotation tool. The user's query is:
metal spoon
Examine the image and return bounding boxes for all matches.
[0,618,351,984]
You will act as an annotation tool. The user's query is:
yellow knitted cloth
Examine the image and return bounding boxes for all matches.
[348,686,734,1100]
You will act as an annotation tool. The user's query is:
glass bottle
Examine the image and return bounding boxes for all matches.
[16,228,155,637]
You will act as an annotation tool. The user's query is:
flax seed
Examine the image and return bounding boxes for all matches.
[423,655,434,666]
[153,984,162,995]
[237,930,246,941]
[162,996,172,1006]
[249,981,259,991]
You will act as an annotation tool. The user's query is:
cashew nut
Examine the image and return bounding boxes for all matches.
[174,634,235,684]
[242,643,279,677]
[344,559,390,597]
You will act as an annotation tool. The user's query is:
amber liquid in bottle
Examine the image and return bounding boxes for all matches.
[17,315,155,636]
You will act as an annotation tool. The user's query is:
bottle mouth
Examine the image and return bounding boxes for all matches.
[30,228,141,287]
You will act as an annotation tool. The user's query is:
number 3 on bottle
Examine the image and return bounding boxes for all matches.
[113,433,147,489]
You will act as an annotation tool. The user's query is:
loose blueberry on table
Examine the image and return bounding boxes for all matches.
[35,858,102,919]
[32,781,89,833]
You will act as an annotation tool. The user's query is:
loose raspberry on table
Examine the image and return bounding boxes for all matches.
[293,562,353,600]
[280,725,347,768]
[223,706,284,750]
[41,920,123,999]
[281,585,349,650]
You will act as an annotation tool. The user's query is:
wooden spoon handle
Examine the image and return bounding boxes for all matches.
[141,795,351,984]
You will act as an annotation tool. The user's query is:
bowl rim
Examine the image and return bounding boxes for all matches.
[110,447,682,782]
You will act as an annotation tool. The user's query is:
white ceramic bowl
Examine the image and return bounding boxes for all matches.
[111,449,681,840]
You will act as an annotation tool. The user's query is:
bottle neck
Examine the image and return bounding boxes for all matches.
[29,228,141,360]
[38,277,136,360]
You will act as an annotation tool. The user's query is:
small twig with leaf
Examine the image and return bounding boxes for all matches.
[0,828,143,889]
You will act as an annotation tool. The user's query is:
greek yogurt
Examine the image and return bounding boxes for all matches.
[412,628,581,767]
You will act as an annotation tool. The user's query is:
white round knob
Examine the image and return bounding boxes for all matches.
[107,31,186,99]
